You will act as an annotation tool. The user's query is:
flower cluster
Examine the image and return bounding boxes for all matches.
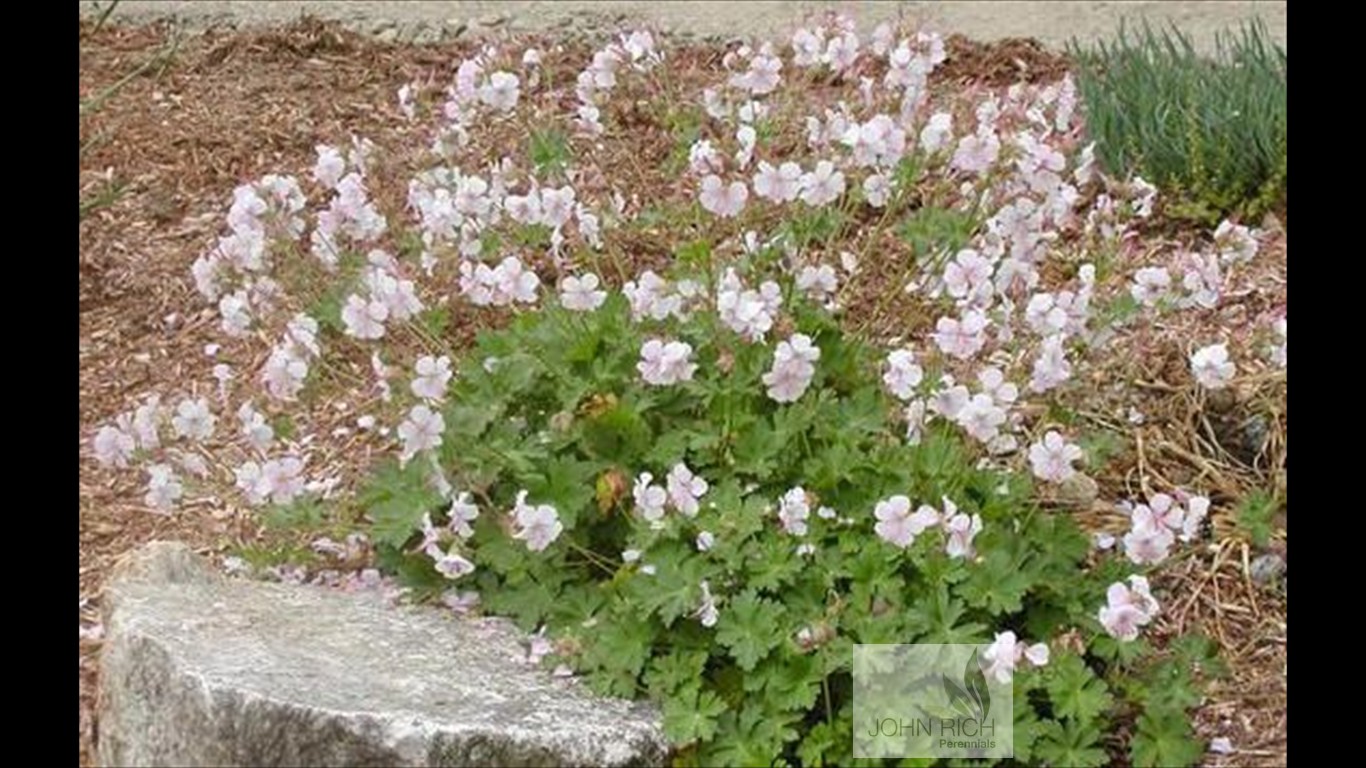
[762,334,820,403]
[873,495,980,558]
[1121,492,1209,565]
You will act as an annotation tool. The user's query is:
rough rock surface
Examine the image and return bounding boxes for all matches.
[81,1,1286,54]
[97,541,669,767]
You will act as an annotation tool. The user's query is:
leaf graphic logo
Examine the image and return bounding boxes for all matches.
[941,648,991,722]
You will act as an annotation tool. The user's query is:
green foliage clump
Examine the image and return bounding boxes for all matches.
[1069,20,1287,225]
[362,261,1213,766]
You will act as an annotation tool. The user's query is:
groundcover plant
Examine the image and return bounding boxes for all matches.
[90,14,1284,767]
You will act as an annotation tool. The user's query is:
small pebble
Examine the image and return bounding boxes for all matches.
[1249,553,1286,585]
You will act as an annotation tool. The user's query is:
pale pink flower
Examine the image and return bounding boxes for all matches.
[1191,344,1235,389]
[478,71,520,112]
[398,404,445,463]
[777,487,811,536]
[873,495,939,548]
[1028,431,1084,483]
[666,463,708,517]
[93,424,136,468]
[753,161,804,203]
[698,175,748,218]
[1099,577,1160,641]
[637,339,697,386]
[883,349,924,400]
[512,490,562,552]
[634,472,668,523]
[342,294,389,339]
[559,273,607,312]
[171,398,216,442]
[951,130,1000,175]
[944,512,982,559]
[799,161,846,207]
[411,355,453,402]
[933,310,989,360]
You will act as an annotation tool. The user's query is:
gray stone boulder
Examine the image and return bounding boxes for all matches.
[97,541,669,767]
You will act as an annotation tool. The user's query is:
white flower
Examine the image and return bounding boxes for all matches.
[634,472,668,523]
[717,270,781,342]
[411,355,453,402]
[144,463,183,513]
[1099,576,1160,641]
[981,631,1020,683]
[447,492,480,539]
[538,186,576,229]
[1213,219,1258,265]
[313,144,346,189]
[261,456,306,505]
[697,580,719,627]
[1123,505,1176,565]
[753,161,803,203]
[93,424,136,468]
[944,512,982,559]
[977,367,1018,407]
[698,174,749,218]
[341,294,389,339]
[799,161,846,207]
[777,487,811,536]
[1025,293,1069,336]
[433,547,476,579]
[919,112,953,153]
[732,52,782,94]
[637,339,697,386]
[943,249,993,300]
[666,463,708,517]
[171,398,216,442]
[951,129,1000,175]
[491,256,540,305]
[398,404,445,463]
[862,173,891,207]
[1180,494,1209,542]
[1130,267,1172,307]
[1029,335,1072,393]
[512,490,563,552]
[1191,344,1235,389]
[478,71,521,112]
[696,530,716,552]
[933,310,989,360]
[981,631,1050,683]
[883,349,924,400]
[956,394,1007,444]
[218,290,252,337]
[763,334,820,403]
[873,495,939,548]
[796,264,838,301]
[1028,431,1084,483]
[559,273,607,312]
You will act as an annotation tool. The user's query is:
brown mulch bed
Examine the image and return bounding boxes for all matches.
[78,17,1284,767]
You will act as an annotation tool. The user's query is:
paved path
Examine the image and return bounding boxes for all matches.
[84,1,1286,53]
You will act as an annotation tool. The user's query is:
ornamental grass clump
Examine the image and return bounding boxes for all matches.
[1069,20,1287,225]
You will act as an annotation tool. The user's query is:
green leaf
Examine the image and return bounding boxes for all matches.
[1045,654,1115,724]
[1035,718,1108,768]
[715,590,787,671]
[1131,708,1204,768]
[1234,489,1279,546]
[663,687,728,745]
[359,460,443,549]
